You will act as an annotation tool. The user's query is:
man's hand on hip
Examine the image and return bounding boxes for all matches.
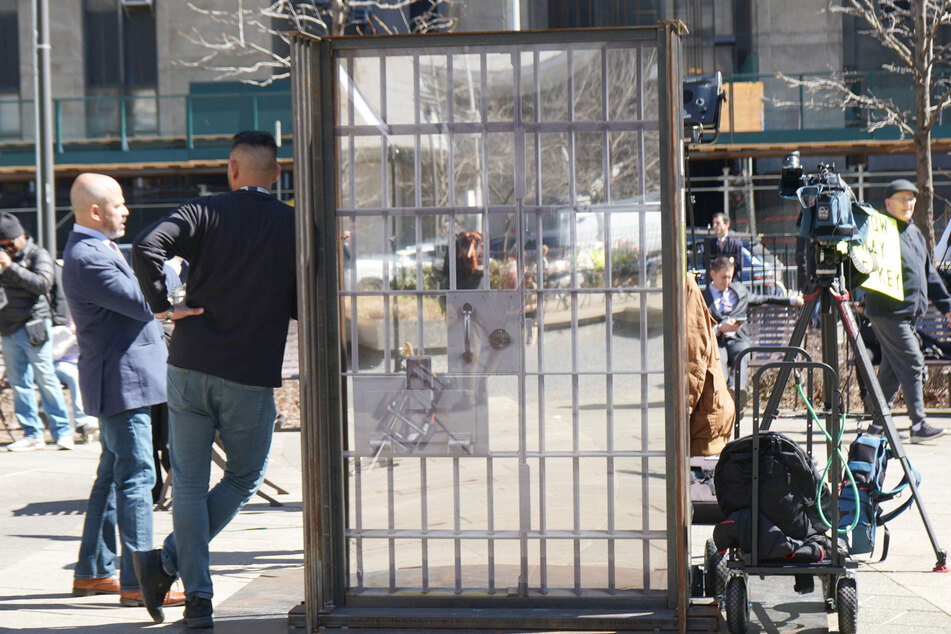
[156,301,204,323]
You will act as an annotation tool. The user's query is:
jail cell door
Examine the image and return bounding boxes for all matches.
[334,36,669,606]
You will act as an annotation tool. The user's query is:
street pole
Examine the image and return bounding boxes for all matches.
[33,0,55,255]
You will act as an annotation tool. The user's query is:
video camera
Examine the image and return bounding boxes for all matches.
[779,151,873,247]
[779,152,875,281]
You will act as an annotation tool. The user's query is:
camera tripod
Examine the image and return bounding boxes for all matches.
[758,268,948,571]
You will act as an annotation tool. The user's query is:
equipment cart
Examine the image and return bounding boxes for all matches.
[719,358,859,634]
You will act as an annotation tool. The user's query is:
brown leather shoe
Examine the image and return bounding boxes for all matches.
[72,576,120,596]
[119,588,186,608]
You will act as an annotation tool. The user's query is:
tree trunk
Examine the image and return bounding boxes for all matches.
[915,128,936,253]
[913,0,935,252]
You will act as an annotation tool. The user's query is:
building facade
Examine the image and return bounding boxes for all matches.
[0,1,947,254]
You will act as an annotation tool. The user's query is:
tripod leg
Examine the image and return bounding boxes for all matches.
[760,290,819,430]
[833,290,949,571]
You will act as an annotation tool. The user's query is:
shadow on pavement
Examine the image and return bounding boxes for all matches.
[12,499,88,516]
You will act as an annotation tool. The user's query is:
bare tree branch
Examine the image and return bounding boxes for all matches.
[779,1,951,250]
[175,1,457,86]
[831,1,915,69]
[775,71,915,135]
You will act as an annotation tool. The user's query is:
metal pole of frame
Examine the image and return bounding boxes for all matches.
[658,19,689,626]
[291,32,346,630]
[33,0,56,254]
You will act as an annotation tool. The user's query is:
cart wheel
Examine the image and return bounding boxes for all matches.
[704,539,728,598]
[836,576,858,634]
[725,574,749,634]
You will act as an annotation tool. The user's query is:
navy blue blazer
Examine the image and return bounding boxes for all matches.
[62,231,167,418]
[705,235,744,282]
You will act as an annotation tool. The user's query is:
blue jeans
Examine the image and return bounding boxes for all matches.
[75,407,156,591]
[1,319,72,441]
[160,366,276,599]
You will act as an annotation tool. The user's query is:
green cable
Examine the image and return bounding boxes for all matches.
[795,382,860,533]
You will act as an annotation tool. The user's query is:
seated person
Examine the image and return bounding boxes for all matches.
[702,256,804,395]
[51,321,98,439]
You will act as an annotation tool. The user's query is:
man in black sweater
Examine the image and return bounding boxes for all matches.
[129,131,296,629]
[865,179,951,443]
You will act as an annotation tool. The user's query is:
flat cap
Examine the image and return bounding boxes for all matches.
[885,178,919,198]
[0,212,24,241]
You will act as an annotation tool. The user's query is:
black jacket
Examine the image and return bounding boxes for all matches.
[704,235,744,282]
[0,237,54,336]
[865,219,951,321]
[132,189,297,387]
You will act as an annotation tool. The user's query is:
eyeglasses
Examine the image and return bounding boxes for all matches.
[0,241,14,249]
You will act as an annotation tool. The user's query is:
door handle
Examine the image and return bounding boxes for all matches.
[461,302,473,363]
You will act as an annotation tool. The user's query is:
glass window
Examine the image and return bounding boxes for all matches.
[83,1,157,137]
[123,8,158,87]
[0,1,18,92]
[548,0,660,28]
[84,1,156,87]
[84,1,121,87]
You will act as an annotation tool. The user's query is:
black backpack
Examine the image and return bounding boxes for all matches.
[713,432,835,561]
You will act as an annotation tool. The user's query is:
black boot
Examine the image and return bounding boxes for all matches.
[183,596,214,629]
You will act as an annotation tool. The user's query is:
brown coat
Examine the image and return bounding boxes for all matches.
[686,274,735,456]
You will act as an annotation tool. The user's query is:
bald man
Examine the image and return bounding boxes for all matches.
[65,173,185,609]
[131,131,296,629]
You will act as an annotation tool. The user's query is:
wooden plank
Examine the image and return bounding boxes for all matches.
[722,82,764,133]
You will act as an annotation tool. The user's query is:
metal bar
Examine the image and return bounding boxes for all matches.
[348,528,666,539]
[120,96,128,151]
[343,448,666,459]
[656,21,688,616]
[55,99,62,154]
[335,120,653,135]
[420,457,430,591]
[636,42,653,592]
[387,460,396,590]
[354,443,364,592]
[291,32,346,625]
[447,53,456,210]
[346,56,356,210]
[453,456,462,593]
[348,217,358,372]
[326,28,660,52]
[486,457,495,593]
[186,95,193,149]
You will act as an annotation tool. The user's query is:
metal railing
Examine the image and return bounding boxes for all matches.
[716,69,951,141]
[0,91,292,152]
[1,69,950,154]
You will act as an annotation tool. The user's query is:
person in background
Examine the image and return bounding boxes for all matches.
[703,256,804,401]
[0,212,73,451]
[864,179,951,443]
[52,320,99,441]
[48,259,98,441]
[704,212,743,283]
